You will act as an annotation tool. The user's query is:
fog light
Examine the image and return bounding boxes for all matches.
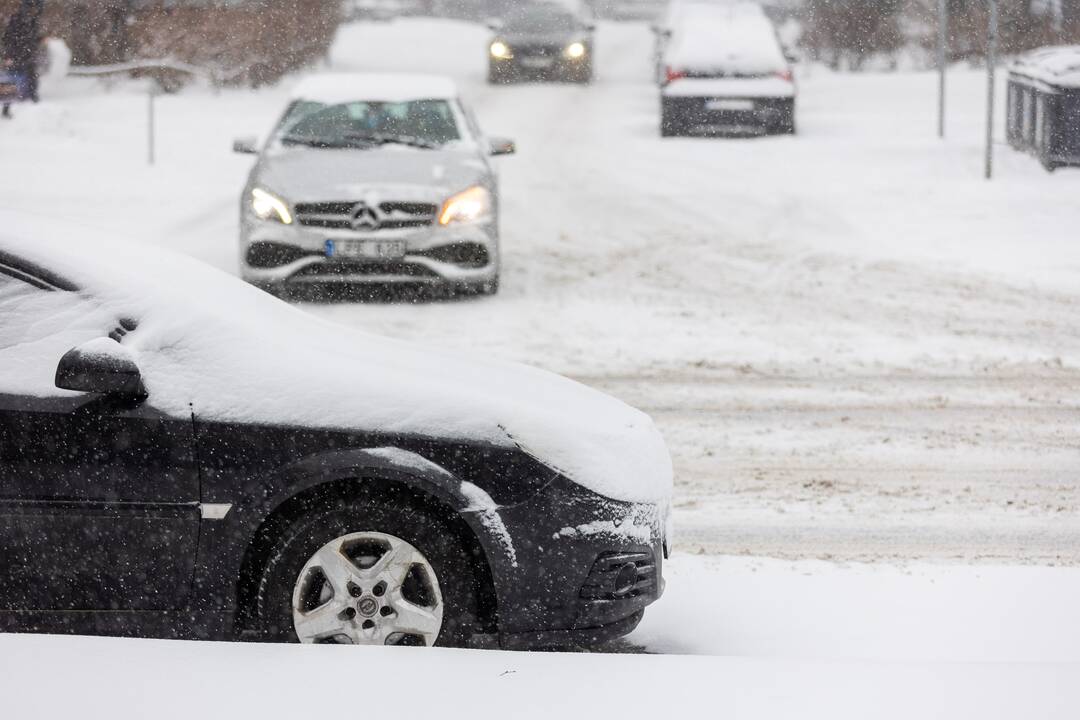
[613,562,638,597]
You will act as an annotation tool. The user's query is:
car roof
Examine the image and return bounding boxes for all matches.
[664,1,785,73]
[290,73,459,104]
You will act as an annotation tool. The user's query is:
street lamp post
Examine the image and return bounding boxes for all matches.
[938,0,948,138]
[985,0,998,180]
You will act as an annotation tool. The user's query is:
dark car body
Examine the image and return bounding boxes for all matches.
[488,5,595,84]
[0,237,670,648]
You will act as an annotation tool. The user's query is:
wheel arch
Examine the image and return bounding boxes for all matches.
[231,449,503,641]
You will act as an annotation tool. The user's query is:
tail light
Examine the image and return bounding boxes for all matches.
[776,69,794,82]
[664,66,686,84]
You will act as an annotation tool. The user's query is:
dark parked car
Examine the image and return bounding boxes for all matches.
[488,5,595,84]
[657,1,795,136]
[0,227,671,648]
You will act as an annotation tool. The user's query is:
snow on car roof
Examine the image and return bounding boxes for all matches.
[1009,45,1080,90]
[290,73,459,104]
[664,2,786,74]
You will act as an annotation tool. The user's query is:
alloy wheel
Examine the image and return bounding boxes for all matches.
[291,531,444,646]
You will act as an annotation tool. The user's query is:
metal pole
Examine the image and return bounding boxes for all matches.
[148,87,156,166]
[938,0,947,138]
[985,0,997,180]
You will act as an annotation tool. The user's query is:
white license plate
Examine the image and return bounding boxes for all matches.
[521,57,554,69]
[706,99,755,111]
[327,239,406,260]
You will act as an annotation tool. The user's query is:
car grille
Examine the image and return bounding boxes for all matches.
[293,261,439,279]
[579,550,657,601]
[514,44,562,58]
[294,201,438,230]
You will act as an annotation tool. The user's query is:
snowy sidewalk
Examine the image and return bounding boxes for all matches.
[3,554,1079,719]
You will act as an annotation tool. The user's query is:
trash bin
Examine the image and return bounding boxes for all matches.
[1007,46,1080,171]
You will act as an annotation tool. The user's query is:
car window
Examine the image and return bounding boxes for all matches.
[0,273,109,398]
[276,99,462,146]
[504,7,580,32]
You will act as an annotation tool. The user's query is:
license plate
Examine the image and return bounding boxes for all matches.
[521,57,554,69]
[326,239,406,260]
[706,99,755,111]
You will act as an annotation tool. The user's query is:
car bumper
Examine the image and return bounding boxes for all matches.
[239,217,499,287]
[662,94,795,132]
[491,55,590,81]
[469,475,668,648]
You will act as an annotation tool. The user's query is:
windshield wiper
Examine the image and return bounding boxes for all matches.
[280,134,353,149]
[343,132,440,149]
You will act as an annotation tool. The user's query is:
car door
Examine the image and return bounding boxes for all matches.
[0,265,201,612]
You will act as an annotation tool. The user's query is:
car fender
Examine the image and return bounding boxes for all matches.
[207,446,519,611]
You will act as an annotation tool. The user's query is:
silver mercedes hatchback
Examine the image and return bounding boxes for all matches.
[234,73,515,296]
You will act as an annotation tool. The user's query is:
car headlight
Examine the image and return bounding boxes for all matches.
[251,188,293,225]
[490,41,513,59]
[565,42,586,59]
[439,186,491,226]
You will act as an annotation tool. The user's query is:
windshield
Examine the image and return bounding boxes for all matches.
[275,99,462,148]
[502,7,581,32]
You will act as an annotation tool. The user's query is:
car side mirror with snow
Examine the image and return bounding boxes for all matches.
[485,18,503,31]
[55,338,146,399]
[233,136,259,155]
[489,137,516,156]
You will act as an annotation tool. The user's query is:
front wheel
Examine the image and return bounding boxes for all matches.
[252,492,482,646]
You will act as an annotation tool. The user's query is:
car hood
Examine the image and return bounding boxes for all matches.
[1,220,673,506]
[499,30,586,47]
[254,145,490,204]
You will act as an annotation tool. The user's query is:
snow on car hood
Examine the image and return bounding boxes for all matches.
[1,220,673,505]
[254,145,489,204]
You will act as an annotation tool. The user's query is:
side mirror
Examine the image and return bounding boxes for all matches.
[233,136,259,154]
[583,22,597,32]
[488,137,516,156]
[485,18,503,31]
[55,338,146,399]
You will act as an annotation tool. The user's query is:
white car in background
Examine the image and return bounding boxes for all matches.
[657,1,796,136]
[233,73,515,297]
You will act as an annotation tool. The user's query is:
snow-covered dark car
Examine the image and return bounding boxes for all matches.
[488,5,595,84]
[658,2,796,136]
[0,225,672,648]
[234,73,514,297]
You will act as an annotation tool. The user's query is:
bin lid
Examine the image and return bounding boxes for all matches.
[1010,45,1080,90]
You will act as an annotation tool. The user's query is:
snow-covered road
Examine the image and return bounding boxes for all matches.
[2,19,1078,563]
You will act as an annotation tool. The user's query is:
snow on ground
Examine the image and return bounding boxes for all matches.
[1,19,1079,563]
[3,554,1080,719]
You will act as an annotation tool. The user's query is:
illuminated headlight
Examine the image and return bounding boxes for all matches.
[439,186,491,226]
[490,41,513,59]
[251,188,293,225]
[564,42,586,59]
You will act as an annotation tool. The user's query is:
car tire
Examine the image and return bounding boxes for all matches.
[251,487,484,647]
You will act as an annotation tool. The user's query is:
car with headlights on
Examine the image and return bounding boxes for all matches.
[488,5,595,84]
[233,73,514,297]
[0,221,672,647]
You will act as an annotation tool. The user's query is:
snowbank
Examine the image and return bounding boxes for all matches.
[4,554,1080,719]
